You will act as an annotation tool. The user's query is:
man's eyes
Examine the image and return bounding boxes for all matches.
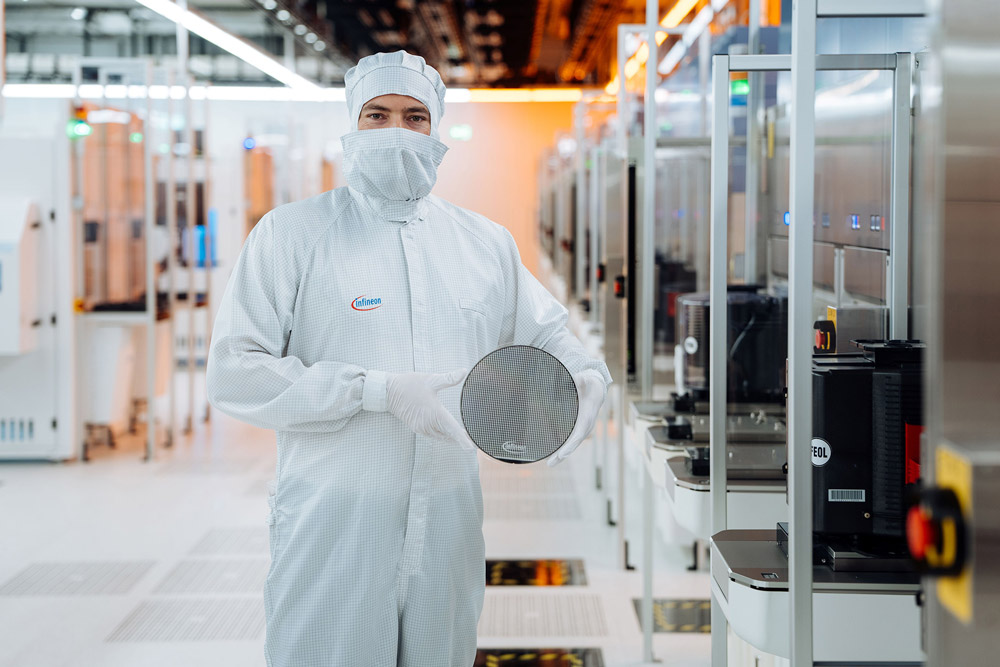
[364,112,427,123]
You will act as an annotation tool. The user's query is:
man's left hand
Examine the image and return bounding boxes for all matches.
[547,371,607,467]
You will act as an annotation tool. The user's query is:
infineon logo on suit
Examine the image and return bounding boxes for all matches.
[352,295,382,311]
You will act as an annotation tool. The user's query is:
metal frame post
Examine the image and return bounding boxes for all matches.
[202,87,213,423]
[640,2,658,658]
[708,53,731,667]
[617,25,629,156]
[184,74,196,435]
[889,54,912,339]
[575,101,587,305]
[640,9,657,403]
[166,68,178,446]
[788,0,817,664]
[143,62,156,462]
[744,0,764,283]
[589,143,600,327]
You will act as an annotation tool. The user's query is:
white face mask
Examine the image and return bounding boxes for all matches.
[341,127,449,203]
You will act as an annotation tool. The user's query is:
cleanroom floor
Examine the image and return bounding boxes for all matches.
[0,373,710,667]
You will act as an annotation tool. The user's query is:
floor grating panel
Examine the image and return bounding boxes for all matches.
[157,459,260,475]
[153,559,268,595]
[478,593,608,637]
[474,648,604,666]
[106,598,264,641]
[189,528,269,556]
[487,559,587,586]
[0,561,154,596]
[632,598,711,633]
[484,497,582,521]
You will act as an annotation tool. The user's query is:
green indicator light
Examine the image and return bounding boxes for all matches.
[66,119,93,139]
[129,132,144,143]
[448,124,473,141]
[730,79,750,96]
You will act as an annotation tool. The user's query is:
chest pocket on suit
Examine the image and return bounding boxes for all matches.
[459,298,492,360]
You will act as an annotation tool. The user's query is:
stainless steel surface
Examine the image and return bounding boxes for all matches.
[599,148,625,385]
[889,53,913,338]
[708,56,730,667]
[729,53,897,72]
[826,304,888,352]
[711,529,922,593]
[788,3,818,663]
[641,7,657,661]
[709,55,730,543]
[817,0,928,17]
[745,0,764,285]
[669,458,785,493]
[639,14,656,405]
[917,0,1000,663]
[575,104,587,305]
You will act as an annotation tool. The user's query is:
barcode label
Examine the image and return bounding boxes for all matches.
[829,489,865,502]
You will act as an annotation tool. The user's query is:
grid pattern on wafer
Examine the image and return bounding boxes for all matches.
[461,345,578,463]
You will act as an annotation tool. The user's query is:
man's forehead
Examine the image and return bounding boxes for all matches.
[361,95,429,111]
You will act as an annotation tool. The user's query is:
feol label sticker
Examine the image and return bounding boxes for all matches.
[811,438,832,466]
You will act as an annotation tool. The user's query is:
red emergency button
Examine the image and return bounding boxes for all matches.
[907,487,966,576]
[906,505,935,561]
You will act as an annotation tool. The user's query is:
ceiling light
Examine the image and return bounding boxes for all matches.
[263,0,276,9]
[313,41,326,51]
[276,9,290,21]
[661,0,700,28]
[70,7,87,20]
[134,0,318,89]
[305,33,317,44]
[294,24,307,35]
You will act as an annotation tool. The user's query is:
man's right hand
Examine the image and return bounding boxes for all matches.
[386,370,475,451]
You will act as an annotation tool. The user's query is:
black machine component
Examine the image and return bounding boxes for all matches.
[810,340,925,567]
[676,285,788,405]
[625,162,637,384]
[653,255,697,348]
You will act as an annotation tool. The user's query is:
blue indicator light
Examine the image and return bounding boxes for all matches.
[849,214,860,230]
[783,211,790,226]
[243,137,256,150]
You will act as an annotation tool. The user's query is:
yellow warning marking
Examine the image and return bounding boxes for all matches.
[519,654,537,660]
[935,444,973,624]
[664,623,678,631]
[538,654,557,661]
[699,624,712,633]
[699,602,711,610]
[663,601,677,608]
[680,601,695,609]
[680,624,696,632]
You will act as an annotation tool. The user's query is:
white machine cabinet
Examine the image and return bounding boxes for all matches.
[0,198,41,356]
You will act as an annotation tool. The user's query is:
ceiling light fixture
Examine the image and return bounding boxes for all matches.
[275,9,290,21]
[70,7,87,20]
[133,0,318,89]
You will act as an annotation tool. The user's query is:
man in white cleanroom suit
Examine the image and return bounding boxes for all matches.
[206,50,611,667]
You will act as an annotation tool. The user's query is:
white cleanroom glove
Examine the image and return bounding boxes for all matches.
[547,370,607,467]
[386,370,476,451]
